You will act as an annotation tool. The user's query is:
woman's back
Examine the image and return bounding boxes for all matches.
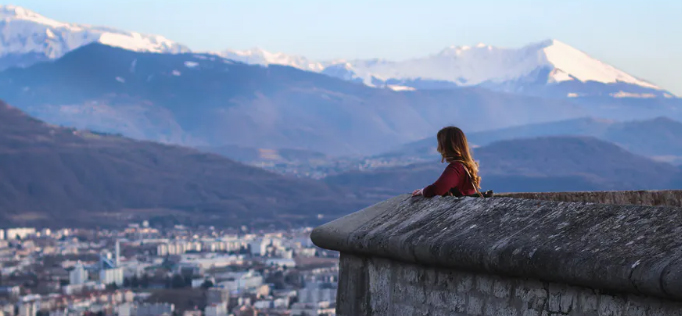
[422,162,477,198]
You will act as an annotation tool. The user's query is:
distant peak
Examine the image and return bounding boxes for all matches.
[1,5,44,19]
[439,42,498,56]
[0,5,71,28]
[650,116,679,123]
[438,44,472,56]
[226,48,265,56]
[246,47,269,54]
[523,39,560,50]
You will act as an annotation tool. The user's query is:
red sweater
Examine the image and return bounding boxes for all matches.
[423,162,477,197]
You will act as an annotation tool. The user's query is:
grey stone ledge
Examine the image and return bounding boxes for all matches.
[311,191,682,301]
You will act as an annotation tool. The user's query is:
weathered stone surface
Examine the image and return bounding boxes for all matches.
[338,253,682,316]
[499,190,682,207]
[311,191,682,301]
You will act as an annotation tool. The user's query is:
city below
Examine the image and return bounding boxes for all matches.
[0,223,337,316]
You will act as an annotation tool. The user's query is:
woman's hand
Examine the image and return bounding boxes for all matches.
[412,189,423,197]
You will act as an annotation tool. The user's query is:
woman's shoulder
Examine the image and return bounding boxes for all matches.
[445,162,465,173]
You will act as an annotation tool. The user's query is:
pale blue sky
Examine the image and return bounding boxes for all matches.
[6,0,682,94]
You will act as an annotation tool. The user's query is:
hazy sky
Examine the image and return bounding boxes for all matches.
[7,0,682,95]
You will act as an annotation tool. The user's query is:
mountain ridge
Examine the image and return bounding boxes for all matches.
[325,136,682,200]
[1,5,674,98]
[214,39,675,98]
[378,116,682,165]
[0,42,590,156]
[0,99,369,227]
[0,5,189,70]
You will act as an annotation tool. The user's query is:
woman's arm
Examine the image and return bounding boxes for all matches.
[422,164,461,197]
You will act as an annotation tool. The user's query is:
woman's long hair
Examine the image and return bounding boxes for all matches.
[436,126,481,189]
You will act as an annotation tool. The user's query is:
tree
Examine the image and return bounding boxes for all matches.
[183,274,192,287]
[171,274,186,288]
[131,275,140,288]
[200,280,214,289]
[141,274,150,289]
[123,277,131,288]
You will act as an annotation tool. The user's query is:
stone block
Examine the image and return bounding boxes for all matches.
[597,295,625,316]
[493,279,512,299]
[368,258,392,314]
[476,275,495,294]
[443,291,467,313]
[547,283,575,314]
[578,289,599,313]
[514,280,548,311]
[483,298,519,316]
[521,309,539,316]
[467,296,485,315]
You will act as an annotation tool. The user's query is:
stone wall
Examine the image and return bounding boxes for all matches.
[312,191,682,316]
[338,253,682,316]
[500,190,682,208]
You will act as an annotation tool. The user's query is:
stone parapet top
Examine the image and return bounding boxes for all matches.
[311,191,682,301]
[499,190,682,207]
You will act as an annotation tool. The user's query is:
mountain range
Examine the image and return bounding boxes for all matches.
[326,136,682,200]
[0,43,592,156]
[0,99,369,228]
[379,116,682,166]
[1,5,679,158]
[3,95,680,227]
[0,5,188,70]
[1,5,676,100]
[219,41,676,99]
[0,5,681,227]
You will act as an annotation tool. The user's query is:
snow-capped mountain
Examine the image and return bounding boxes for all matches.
[215,40,675,98]
[333,39,674,97]
[0,5,674,98]
[215,48,325,72]
[0,5,189,70]
[330,40,657,87]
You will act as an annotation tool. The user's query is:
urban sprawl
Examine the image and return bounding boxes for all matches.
[0,223,338,316]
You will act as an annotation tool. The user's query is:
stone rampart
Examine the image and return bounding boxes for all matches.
[312,191,682,315]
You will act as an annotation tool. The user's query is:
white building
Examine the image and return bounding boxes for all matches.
[273,297,289,309]
[280,249,294,259]
[290,302,335,316]
[0,229,4,240]
[0,285,20,297]
[100,268,124,286]
[137,303,175,316]
[216,271,263,293]
[248,238,267,256]
[253,300,273,309]
[204,302,228,316]
[207,288,229,307]
[297,284,337,304]
[120,303,175,316]
[118,302,134,316]
[6,228,35,240]
[18,301,39,316]
[266,258,296,269]
[99,241,123,286]
[69,261,88,285]
[177,254,244,272]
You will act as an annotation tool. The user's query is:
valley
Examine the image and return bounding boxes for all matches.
[0,5,680,226]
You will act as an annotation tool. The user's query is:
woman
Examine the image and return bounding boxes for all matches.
[412,126,482,198]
